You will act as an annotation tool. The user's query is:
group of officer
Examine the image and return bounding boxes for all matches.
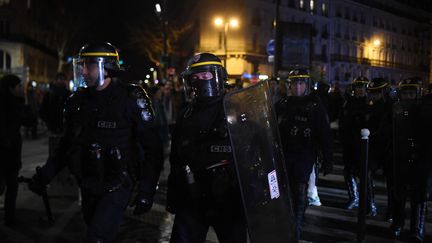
[340,75,431,242]
[16,40,429,243]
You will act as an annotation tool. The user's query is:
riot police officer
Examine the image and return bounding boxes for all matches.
[391,78,427,242]
[29,42,163,242]
[339,77,370,211]
[167,53,247,243]
[275,68,333,239]
[366,77,393,219]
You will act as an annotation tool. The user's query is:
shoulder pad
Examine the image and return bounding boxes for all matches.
[127,84,155,122]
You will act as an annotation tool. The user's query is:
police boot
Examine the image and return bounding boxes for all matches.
[390,197,405,239]
[294,183,308,240]
[344,174,359,210]
[385,189,394,223]
[410,201,426,242]
[366,177,377,217]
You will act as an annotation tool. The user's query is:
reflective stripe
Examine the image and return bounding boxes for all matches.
[190,61,223,67]
[289,75,310,79]
[80,52,119,57]
[368,83,388,90]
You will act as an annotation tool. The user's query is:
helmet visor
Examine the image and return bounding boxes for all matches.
[182,65,225,98]
[73,57,105,90]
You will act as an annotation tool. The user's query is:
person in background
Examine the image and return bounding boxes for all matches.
[275,68,333,239]
[0,74,36,226]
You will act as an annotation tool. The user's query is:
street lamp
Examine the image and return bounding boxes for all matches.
[155,1,168,80]
[214,17,239,67]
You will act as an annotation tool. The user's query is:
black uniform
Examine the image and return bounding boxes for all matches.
[167,97,246,243]
[167,52,246,243]
[0,75,36,226]
[391,99,428,241]
[35,80,163,242]
[275,94,333,237]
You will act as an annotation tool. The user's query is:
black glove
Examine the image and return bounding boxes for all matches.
[321,163,333,176]
[28,173,47,196]
[132,194,153,215]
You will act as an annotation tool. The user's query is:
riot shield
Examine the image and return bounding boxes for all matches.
[392,101,416,197]
[223,81,297,243]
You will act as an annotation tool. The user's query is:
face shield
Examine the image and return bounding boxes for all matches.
[73,57,106,90]
[288,77,310,96]
[182,65,226,99]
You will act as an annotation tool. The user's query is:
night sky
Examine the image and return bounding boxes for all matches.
[66,0,183,78]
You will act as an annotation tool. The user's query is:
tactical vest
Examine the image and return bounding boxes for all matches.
[277,96,316,151]
[66,82,134,182]
[173,98,233,174]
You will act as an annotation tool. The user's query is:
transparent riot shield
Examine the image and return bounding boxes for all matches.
[223,81,297,243]
[392,101,416,198]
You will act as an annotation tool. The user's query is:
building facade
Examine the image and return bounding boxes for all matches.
[0,0,59,83]
[184,0,432,85]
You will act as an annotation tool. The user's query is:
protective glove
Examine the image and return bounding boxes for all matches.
[132,194,153,215]
[28,172,47,196]
[321,162,333,176]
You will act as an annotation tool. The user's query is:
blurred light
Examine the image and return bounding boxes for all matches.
[138,80,143,84]
[155,3,161,14]
[31,81,36,88]
[67,57,73,63]
[146,74,150,79]
[242,73,252,79]
[214,17,223,27]
[259,75,269,80]
[150,68,155,72]
[119,60,124,65]
[69,80,74,91]
[144,79,149,84]
[229,18,239,28]
[373,39,381,47]
[155,79,159,84]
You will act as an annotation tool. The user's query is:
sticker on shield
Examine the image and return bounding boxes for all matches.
[267,170,280,199]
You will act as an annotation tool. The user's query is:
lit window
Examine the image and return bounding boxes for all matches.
[300,0,304,10]
[0,50,12,71]
[322,3,327,16]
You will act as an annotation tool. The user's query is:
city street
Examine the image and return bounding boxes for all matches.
[0,132,431,243]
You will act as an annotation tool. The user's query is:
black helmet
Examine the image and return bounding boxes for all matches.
[398,77,422,100]
[352,76,369,89]
[182,53,228,98]
[288,68,311,95]
[73,42,121,89]
[367,78,389,93]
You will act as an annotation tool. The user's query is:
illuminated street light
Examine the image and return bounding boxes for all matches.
[155,4,161,14]
[213,16,239,67]
[373,39,381,47]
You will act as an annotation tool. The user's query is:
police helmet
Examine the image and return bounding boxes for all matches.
[288,68,311,95]
[73,42,121,89]
[367,78,389,93]
[398,77,422,100]
[182,53,228,99]
[352,76,369,89]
